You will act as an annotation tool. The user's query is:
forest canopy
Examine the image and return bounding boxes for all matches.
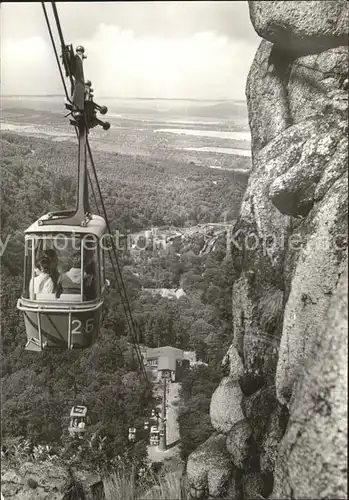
[0,132,247,467]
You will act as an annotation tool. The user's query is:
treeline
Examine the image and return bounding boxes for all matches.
[0,132,245,468]
[128,246,235,359]
[0,134,152,467]
[1,132,247,234]
[123,238,236,461]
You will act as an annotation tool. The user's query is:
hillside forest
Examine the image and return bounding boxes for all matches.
[0,131,248,471]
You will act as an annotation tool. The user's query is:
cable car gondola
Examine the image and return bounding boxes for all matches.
[150,426,160,446]
[128,428,136,442]
[68,405,88,439]
[17,43,110,352]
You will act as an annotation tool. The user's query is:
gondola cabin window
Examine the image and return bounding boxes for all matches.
[18,216,106,351]
[23,233,100,302]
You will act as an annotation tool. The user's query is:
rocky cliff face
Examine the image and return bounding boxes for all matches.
[185,2,348,498]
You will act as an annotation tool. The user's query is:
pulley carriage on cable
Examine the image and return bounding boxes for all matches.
[17,39,111,352]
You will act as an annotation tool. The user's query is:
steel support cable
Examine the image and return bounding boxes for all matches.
[41,3,150,390]
[72,126,100,215]
[51,2,75,94]
[46,2,112,223]
[42,5,100,218]
[85,141,144,351]
[86,139,150,386]
[81,130,100,216]
[87,169,101,216]
[41,2,71,102]
[80,126,147,381]
[41,74,144,383]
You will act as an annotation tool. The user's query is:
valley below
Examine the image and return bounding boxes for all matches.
[1,96,248,498]
[1,96,252,172]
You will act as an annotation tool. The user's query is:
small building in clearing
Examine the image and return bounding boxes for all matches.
[142,288,187,300]
[143,346,195,382]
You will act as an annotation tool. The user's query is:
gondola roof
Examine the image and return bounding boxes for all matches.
[24,214,106,238]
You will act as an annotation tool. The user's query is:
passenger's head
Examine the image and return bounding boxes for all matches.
[45,249,58,269]
[71,251,81,269]
[38,259,49,274]
[36,250,58,274]
[36,252,50,273]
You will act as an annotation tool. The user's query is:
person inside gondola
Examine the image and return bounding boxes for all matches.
[83,258,96,301]
[78,420,85,431]
[46,248,60,293]
[30,252,55,298]
[56,251,84,298]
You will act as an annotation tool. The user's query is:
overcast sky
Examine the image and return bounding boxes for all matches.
[1,2,260,99]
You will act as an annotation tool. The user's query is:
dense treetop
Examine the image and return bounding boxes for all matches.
[0,131,247,466]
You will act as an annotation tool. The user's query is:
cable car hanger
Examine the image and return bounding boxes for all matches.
[39,40,110,228]
[17,5,111,352]
[17,3,151,393]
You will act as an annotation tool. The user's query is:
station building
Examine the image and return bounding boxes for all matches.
[142,346,195,382]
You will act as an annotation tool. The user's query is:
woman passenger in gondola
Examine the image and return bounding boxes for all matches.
[30,251,58,298]
[46,248,60,293]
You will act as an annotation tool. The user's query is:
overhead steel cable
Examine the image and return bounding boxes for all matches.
[85,147,147,383]
[51,2,75,93]
[87,170,101,216]
[42,2,150,389]
[86,139,150,385]
[42,4,101,220]
[44,6,101,220]
[41,2,71,102]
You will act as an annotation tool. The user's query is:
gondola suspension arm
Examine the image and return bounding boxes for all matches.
[36,2,150,388]
[40,6,110,228]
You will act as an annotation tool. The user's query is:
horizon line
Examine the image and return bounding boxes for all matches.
[2,94,247,102]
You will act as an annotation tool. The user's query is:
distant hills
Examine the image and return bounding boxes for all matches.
[3,95,246,103]
[2,96,248,121]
